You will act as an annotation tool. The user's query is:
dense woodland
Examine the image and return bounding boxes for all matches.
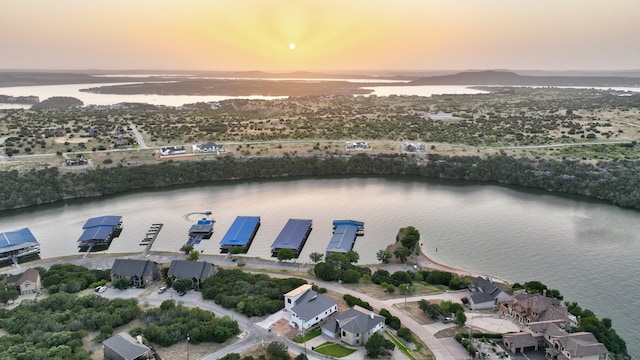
[1,152,639,211]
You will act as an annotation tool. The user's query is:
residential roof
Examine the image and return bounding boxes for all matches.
[0,228,39,252]
[220,216,260,247]
[168,260,215,280]
[503,332,540,348]
[324,305,385,335]
[5,268,40,286]
[556,331,609,357]
[103,332,152,360]
[510,293,570,323]
[285,284,313,298]
[291,290,337,322]
[325,220,364,254]
[271,219,312,250]
[111,259,158,278]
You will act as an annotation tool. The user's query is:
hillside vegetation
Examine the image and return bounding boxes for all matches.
[0,87,639,211]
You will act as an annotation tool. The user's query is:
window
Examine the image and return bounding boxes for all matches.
[287,299,291,303]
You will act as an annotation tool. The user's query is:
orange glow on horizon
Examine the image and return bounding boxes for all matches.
[1,0,638,71]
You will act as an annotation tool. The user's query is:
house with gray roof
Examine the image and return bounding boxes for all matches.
[467,276,512,310]
[192,141,224,153]
[110,259,160,288]
[167,260,216,290]
[503,320,608,359]
[285,284,337,330]
[321,305,385,346]
[4,268,41,295]
[103,332,154,360]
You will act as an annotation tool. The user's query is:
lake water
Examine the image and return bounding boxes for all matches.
[2,79,638,109]
[0,80,490,109]
[0,82,288,108]
[0,176,637,357]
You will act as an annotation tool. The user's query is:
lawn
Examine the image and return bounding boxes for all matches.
[294,328,322,343]
[313,341,356,358]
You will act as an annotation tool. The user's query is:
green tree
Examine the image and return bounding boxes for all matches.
[172,278,191,292]
[344,250,360,264]
[376,249,392,264]
[393,246,412,263]
[180,244,194,254]
[440,300,464,317]
[419,299,443,319]
[218,354,241,360]
[325,252,350,268]
[400,226,420,249]
[277,248,295,262]
[397,327,413,342]
[365,332,395,358]
[187,250,200,261]
[309,252,324,264]
[453,310,467,327]
[399,283,415,297]
[314,262,338,281]
[267,341,289,360]
[113,278,130,289]
[341,269,361,284]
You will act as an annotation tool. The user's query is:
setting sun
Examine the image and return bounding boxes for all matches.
[289,43,296,51]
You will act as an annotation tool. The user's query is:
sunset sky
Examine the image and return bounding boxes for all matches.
[2,0,639,72]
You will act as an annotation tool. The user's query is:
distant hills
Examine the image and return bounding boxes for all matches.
[409,70,640,87]
[0,70,640,90]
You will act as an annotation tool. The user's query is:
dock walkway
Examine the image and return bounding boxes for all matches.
[140,223,163,254]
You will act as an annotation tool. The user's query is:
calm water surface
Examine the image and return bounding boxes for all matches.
[0,176,638,357]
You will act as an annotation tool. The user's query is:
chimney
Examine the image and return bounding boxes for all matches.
[136,335,143,344]
[370,312,374,319]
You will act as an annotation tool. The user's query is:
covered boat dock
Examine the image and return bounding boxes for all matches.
[325,220,364,255]
[186,217,214,247]
[270,219,312,258]
[0,228,40,265]
[219,216,261,253]
[77,215,123,252]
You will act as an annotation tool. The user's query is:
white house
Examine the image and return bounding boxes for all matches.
[285,284,337,331]
[192,141,224,153]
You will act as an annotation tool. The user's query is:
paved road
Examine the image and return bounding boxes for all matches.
[129,122,148,149]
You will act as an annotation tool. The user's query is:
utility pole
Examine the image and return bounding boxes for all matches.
[187,334,190,360]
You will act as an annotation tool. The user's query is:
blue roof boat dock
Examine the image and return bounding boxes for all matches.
[270,219,312,258]
[219,216,261,253]
[325,220,364,255]
[77,215,123,252]
[0,228,41,265]
[185,217,214,247]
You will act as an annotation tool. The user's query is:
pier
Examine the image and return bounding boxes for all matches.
[140,223,163,254]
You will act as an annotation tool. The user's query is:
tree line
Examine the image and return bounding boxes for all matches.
[2,152,640,211]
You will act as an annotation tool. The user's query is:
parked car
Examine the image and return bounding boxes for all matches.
[157,286,167,294]
[178,291,186,296]
[97,286,107,293]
